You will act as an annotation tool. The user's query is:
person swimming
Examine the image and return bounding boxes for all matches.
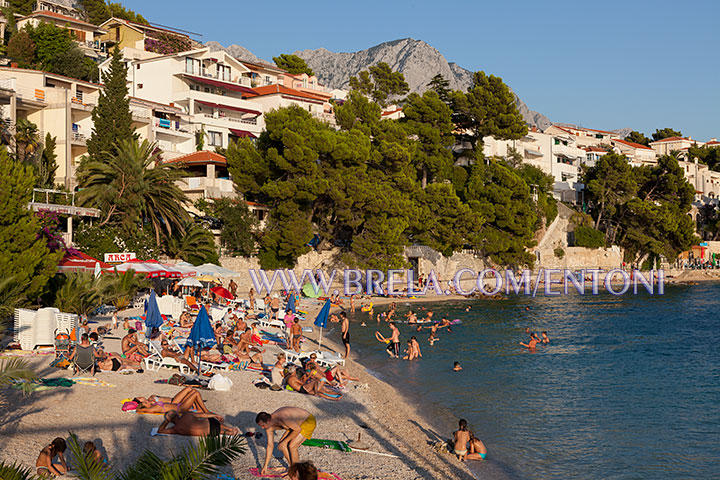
[453,361,462,371]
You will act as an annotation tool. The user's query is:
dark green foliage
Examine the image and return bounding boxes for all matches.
[516,163,557,227]
[6,29,35,67]
[107,2,148,24]
[574,225,606,248]
[73,222,160,260]
[348,62,409,107]
[427,73,451,104]
[272,54,313,76]
[625,130,651,146]
[0,150,63,302]
[651,128,682,142]
[554,247,565,259]
[87,45,134,163]
[27,22,74,72]
[79,0,111,25]
[688,144,720,171]
[450,71,527,147]
[402,90,455,187]
[36,133,58,188]
[145,31,193,55]
[77,139,189,245]
[7,0,34,15]
[464,159,538,266]
[198,198,257,257]
[13,118,40,164]
[164,222,219,266]
[583,153,698,263]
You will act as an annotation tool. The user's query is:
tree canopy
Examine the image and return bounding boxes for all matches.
[625,130,651,146]
[652,127,683,142]
[348,62,409,107]
[272,54,314,76]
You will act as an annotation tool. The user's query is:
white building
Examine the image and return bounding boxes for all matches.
[16,10,107,59]
[102,47,267,153]
[649,136,705,157]
[245,84,334,125]
[610,138,656,166]
[544,125,620,148]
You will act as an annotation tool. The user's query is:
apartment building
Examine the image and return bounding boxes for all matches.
[108,47,266,150]
[0,66,155,188]
[241,60,285,88]
[679,158,720,200]
[610,138,656,166]
[129,96,194,160]
[544,125,620,148]
[245,84,333,125]
[97,17,200,54]
[584,146,607,168]
[16,10,107,59]
[649,136,705,157]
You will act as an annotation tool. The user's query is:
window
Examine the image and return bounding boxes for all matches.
[554,139,560,145]
[208,131,222,147]
[138,84,143,89]
[136,64,140,69]
[185,57,194,74]
[265,75,271,85]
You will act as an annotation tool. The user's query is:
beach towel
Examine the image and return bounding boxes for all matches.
[74,377,116,388]
[301,438,352,452]
[150,427,231,438]
[248,468,343,479]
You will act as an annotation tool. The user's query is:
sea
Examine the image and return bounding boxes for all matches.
[346,284,720,480]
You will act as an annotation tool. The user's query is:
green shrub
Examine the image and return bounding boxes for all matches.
[574,225,605,248]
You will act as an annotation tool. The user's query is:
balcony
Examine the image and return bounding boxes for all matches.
[152,118,193,137]
[130,106,151,122]
[183,67,253,88]
[201,113,257,126]
[177,176,237,200]
[70,131,87,146]
[312,111,336,125]
[70,93,98,112]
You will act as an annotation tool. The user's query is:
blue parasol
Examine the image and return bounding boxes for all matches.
[185,306,216,351]
[287,293,296,314]
[314,299,331,350]
[144,290,164,330]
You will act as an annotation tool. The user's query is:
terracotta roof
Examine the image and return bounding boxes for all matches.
[23,10,100,29]
[705,141,720,146]
[576,126,614,135]
[650,136,689,143]
[584,146,607,153]
[0,65,102,87]
[246,84,327,102]
[613,138,654,150]
[381,108,403,116]
[165,150,226,165]
[548,125,573,134]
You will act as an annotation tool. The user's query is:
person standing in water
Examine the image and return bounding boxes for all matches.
[340,311,350,359]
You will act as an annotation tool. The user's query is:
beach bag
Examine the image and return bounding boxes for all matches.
[208,373,232,391]
[122,401,138,411]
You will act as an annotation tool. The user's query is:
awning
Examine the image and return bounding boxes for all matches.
[229,128,257,138]
[58,252,111,273]
[195,99,261,116]
[524,148,543,156]
[182,74,257,95]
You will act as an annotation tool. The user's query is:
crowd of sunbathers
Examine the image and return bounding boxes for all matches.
[263,352,358,401]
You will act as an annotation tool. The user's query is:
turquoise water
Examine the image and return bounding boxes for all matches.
[347,285,720,480]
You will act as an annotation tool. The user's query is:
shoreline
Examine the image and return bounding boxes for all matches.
[0,302,475,480]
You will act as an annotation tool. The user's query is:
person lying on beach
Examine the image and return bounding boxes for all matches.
[158,410,239,436]
[179,311,193,328]
[97,355,142,372]
[36,437,67,477]
[256,407,316,476]
[323,364,359,386]
[288,461,318,480]
[122,329,149,361]
[182,345,224,364]
[453,419,471,461]
[286,367,342,401]
[133,386,210,414]
[159,340,198,372]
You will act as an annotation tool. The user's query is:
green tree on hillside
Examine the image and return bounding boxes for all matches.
[688,144,720,171]
[13,118,41,164]
[450,71,527,148]
[427,73,451,104]
[164,221,219,266]
[402,90,455,187]
[583,153,637,232]
[625,130,651,146]
[272,54,314,76]
[651,127,682,142]
[0,150,63,302]
[36,133,58,188]
[107,2,148,23]
[79,0,111,25]
[86,45,134,163]
[349,62,409,107]
[198,198,257,257]
[7,0,34,15]
[6,29,35,67]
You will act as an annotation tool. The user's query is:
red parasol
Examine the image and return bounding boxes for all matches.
[210,286,234,300]
[58,251,111,273]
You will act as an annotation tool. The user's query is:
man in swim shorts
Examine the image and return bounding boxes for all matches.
[387,322,400,358]
[340,311,350,359]
[256,407,316,476]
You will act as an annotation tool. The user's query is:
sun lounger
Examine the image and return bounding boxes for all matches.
[309,350,345,368]
[144,340,188,374]
[184,296,200,311]
[257,317,286,331]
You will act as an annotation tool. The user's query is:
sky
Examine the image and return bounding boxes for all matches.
[123,0,719,140]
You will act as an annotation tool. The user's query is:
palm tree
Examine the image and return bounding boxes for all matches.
[66,431,245,480]
[0,312,38,409]
[164,222,219,265]
[0,462,40,480]
[77,139,190,245]
[14,118,41,164]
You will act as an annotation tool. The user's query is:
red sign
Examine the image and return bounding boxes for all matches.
[104,252,136,263]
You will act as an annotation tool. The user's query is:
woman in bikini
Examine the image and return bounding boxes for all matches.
[133,386,210,414]
[453,419,471,461]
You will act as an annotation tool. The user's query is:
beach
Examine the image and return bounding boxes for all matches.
[0,300,475,480]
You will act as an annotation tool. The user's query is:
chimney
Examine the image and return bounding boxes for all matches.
[711,138,717,142]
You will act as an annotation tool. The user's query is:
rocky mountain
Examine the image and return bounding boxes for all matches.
[293,38,552,130]
[205,41,271,66]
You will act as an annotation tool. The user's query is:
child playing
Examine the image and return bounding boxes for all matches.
[36,437,67,477]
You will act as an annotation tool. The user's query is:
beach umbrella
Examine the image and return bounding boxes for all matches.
[178,277,203,287]
[58,251,111,273]
[195,263,241,277]
[185,305,216,369]
[302,283,321,298]
[93,261,101,279]
[287,293,296,314]
[211,286,234,300]
[313,299,331,350]
[144,290,164,330]
[166,261,198,278]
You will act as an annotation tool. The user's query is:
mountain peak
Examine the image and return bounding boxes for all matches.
[294,39,551,129]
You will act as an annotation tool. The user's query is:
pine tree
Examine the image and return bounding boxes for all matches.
[79,0,111,26]
[0,150,63,301]
[86,45,134,163]
[427,74,451,104]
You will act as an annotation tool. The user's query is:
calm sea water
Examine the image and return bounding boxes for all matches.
[347,285,720,480]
